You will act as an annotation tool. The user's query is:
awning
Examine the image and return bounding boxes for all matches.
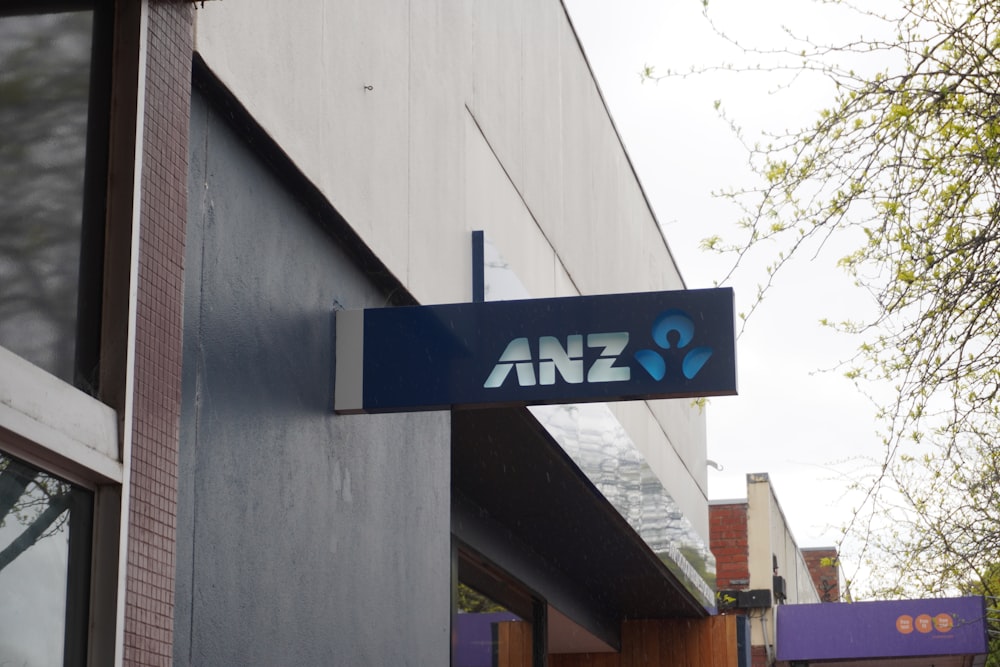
[452,407,710,651]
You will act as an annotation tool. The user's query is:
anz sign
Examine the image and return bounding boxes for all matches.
[483,309,715,390]
[335,288,736,414]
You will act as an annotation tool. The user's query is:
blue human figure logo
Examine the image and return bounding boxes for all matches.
[633,309,713,381]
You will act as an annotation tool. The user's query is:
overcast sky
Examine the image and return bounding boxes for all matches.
[562,0,893,567]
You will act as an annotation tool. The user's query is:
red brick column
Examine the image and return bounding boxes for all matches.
[124,2,192,664]
[802,547,841,602]
[709,502,750,590]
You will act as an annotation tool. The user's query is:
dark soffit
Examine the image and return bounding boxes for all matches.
[452,406,708,622]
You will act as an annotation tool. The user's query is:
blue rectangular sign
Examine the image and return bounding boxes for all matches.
[335,288,736,413]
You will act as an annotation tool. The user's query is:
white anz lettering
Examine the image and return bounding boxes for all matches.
[539,335,583,385]
[586,332,630,382]
[483,337,536,388]
[483,332,631,389]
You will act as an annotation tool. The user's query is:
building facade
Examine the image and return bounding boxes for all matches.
[0,0,737,664]
[0,1,190,664]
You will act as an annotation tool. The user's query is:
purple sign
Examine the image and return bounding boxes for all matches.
[776,596,988,662]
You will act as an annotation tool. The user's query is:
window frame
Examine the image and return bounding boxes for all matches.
[0,0,144,664]
[0,449,95,666]
[453,543,549,667]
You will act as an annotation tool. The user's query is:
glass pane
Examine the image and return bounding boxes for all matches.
[0,10,94,383]
[0,450,92,666]
[455,583,531,667]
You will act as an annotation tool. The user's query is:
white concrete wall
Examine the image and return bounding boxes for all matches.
[193,0,707,540]
[747,473,821,650]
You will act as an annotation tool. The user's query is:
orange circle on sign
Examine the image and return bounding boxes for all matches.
[915,614,933,633]
[896,615,914,634]
[935,613,954,633]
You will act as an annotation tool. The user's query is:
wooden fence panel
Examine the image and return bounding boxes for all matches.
[549,615,738,667]
[497,620,533,667]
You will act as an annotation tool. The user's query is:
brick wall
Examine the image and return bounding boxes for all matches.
[711,503,765,663]
[123,2,192,665]
[710,502,750,590]
[802,547,841,602]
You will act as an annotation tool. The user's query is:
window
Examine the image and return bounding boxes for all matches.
[0,3,124,664]
[0,449,93,666]
[0,2,110,393]
[455,582,531,667]
[455,548,545,667]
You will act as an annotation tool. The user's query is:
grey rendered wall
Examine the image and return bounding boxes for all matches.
[190,0,711,550]
[174,91,451,666]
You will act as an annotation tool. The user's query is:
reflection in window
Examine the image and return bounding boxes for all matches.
[0,10,94,384]
[0,450,93,666]
[455,582,530,667]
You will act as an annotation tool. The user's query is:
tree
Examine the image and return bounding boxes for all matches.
[457,583,508,614]
[658,0,1000,604]
[962,563,1000,667]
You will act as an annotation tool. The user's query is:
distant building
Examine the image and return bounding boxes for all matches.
[710,473,841,666]
[710,474,988,667]
[801,546,843,603]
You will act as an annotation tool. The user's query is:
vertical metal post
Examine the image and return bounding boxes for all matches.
[450,539,459,666]
[472,231,485,303]
[532,597,548,667]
